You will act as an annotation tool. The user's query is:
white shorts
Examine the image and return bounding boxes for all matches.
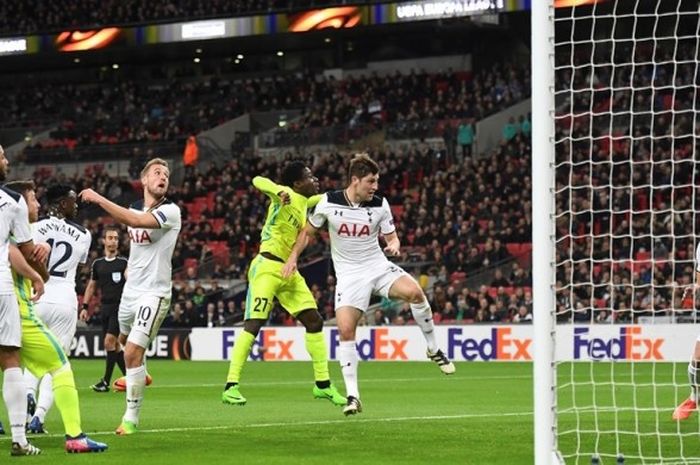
[0,294,21,348]
[118,291,170,349]
[335,262,408,312]
[35,300,77,352]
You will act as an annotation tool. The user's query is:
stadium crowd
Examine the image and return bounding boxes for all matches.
[24,124,534,329]
[3,63,529,164]
[554,40,698,323]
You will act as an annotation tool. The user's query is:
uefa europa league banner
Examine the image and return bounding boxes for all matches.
[69,329,191,360]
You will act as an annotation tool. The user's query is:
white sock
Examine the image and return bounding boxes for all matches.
[123,365,146,425]
[689,362,698,402]
[338,341,359,399]
[34,375,54,423]
[410,299,438,353]
[24,369,39,398]
[3,368,28,445]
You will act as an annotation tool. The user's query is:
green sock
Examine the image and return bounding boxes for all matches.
[305,331,330,383]
[226,330,256,384]
[52,366,82,437]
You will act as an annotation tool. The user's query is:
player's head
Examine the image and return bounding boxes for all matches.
[140,158,170,200]
[0,145,8,182]
[4,180,38,222]
[347,153,379,202]
[46,184,78,219]
[281,161,319,197]
[103,225,120,255]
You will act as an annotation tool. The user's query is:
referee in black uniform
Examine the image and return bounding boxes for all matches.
[79,225,128,392]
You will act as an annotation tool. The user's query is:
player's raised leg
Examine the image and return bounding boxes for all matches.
[387,275,455,375]
[673,340,700,420]
[336,306,364,416]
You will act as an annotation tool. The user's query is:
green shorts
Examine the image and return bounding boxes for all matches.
[245,254,317,320]
[18,297,68,377]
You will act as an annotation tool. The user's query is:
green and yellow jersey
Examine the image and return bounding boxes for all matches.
[254,176,321,261]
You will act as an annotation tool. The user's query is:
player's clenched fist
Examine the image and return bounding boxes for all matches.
[79,188,106,205]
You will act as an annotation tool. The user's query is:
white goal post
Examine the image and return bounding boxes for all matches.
[534,1,700,464]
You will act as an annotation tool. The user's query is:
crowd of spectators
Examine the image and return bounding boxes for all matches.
[23,123,535,328]
[554,36,699,323]
[0,0,371,35]
[262,63,530,147]
[4,63,529,164]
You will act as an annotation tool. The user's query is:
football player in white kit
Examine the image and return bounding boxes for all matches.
[25,184,92,433]
[0,145,45,455]
[673,243,700,420]
[79,158,180,435]
[283,153,455,416]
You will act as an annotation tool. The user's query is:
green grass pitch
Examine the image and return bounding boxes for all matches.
[1,361,699,464]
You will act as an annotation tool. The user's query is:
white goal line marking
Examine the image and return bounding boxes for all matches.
[0,411,532,440]
[87,373,531,390]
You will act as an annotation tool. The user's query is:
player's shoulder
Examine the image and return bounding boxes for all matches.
[325,190,349,206]
[0,185,22,204]
[64,218,88,234]
[161,198,179,209]
[361,193,386,208]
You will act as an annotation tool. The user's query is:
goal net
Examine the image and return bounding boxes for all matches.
[538,0,700,463]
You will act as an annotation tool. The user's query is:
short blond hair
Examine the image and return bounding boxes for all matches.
[140,158,169,178]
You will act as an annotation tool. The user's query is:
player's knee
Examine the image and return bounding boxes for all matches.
[124,345,145,368]
[406,287,425,304]
[0,347,20,370]
[338,327,356,341]
[298,309,323,333]
[243,319,264,336]
[304,318,323,333]
[104,335,117,351]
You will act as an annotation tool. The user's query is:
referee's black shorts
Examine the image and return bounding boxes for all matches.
[101,303,120,337]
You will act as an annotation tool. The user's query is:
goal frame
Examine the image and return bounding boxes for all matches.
[532,1,559,464]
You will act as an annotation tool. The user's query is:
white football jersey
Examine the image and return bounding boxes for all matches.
[33,216,92,305]
[124,198,180,296]
[0,187,32,295]
[695,243,700,272]
[309,190,396,275]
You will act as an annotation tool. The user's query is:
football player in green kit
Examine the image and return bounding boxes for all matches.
[222,161,345,407]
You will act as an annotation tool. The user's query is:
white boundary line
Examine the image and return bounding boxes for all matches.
[83,374,531,390]
[0,411,533,441]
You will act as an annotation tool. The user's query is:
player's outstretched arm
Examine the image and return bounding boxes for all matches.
[252,176,290,204]
[79,188,160,228]
[8,244,44,302]
[282,223,317,278]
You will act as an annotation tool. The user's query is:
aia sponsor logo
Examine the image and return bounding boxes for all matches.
[337,223,370,237]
